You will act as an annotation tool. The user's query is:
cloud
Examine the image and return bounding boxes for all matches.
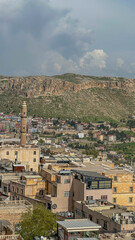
[127,62,135,75]
[116,58,124,68]
[0,0,93,76]
[79,49,108,70]
[41,51,79,75]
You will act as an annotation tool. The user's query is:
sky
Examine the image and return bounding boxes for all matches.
[0,0,135,77]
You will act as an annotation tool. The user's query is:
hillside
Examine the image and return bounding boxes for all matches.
[0,73,135,122]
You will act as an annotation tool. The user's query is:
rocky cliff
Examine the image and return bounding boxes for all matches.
[0,74,135,97]
[0,73,135,121]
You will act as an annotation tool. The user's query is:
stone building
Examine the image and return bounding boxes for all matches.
[75,199,135,233]
[0,145,40,172]
[102,170,135,209]
[10,174,45,200]
[40,168,73,212]
[72,170,112,209]
[78,162,135,210]
[38,168,112,213]
[0,102,40,172]
[0,200,32,227]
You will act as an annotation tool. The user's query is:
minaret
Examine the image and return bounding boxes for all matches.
[20,101,27,145]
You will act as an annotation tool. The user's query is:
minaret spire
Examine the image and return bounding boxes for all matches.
[20,101,27,145]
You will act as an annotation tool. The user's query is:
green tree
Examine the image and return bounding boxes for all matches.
[20,204,57,240]
[38,139,45,144]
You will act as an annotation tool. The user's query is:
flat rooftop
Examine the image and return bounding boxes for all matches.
[77,162,133,175]
[0,144,39,149]
[101,208,127,218]
[57,219,101,231]
[23,175,42,179]
[72,170,110,180]
[0,200,32,209]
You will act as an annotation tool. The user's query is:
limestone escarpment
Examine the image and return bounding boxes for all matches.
[0,74,135,97]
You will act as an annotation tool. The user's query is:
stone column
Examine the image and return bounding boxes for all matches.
[20,101,27,145]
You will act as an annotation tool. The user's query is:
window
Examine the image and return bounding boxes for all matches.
[87,181,98,189]
[6,151,9,155]
[101,195,108,200]
[114,176,117,181]
[97,219,100,224]
[64,179,70,184]
[17,188,19,194]
[89,215,93,221]
[33,158,36,162]
[39,190,44,195]
[99,180,111,189]
[113,198,117,203]
[130,187,133,192]
[30,168,33,172]
[48,203,51,210]
[75,208,82,216]
[87,196,93,201]
[82,232,90,237]
[33,151,36,155]
[103,221,107,230]
[21,189,23,195]
[129,197,133,203]
[113,187,117,193]
[64,191,69,197]
[56,176,61,183]
[12,186,14,192]
[82,212,86,218]
[91,181,98,189]
[15,151,18,155]
[4,186,7,193]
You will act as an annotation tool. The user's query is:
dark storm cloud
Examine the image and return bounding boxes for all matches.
[0,0,92,75]
[0,0,68,36]
[10,0,69,38]
[51,28,92,59]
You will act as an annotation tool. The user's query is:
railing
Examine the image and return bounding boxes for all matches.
[0,200,32,207]
[0,234,23,240]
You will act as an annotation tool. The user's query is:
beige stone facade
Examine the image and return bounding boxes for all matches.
[40,168,73,213]
[75,200,135,233]
[73,178,112,204]
[10,175,45,200]
[102,171,135,208]
[38,168,112,213]
[0,200,32,227]
[77,162,135,209]
[0,145,40,172]
[0,173,22,199]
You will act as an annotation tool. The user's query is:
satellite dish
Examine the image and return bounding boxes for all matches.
[52,204,57,209]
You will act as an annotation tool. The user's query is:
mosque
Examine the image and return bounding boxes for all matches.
[0,102,40,172]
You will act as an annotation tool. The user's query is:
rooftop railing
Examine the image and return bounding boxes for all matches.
[0,234,23,240]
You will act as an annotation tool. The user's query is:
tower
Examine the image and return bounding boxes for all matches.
[20,101,27,145]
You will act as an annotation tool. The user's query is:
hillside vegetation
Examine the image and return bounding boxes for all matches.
[0,73,135,122]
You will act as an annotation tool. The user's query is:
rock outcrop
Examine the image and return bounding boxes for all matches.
[0,74,135,97]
